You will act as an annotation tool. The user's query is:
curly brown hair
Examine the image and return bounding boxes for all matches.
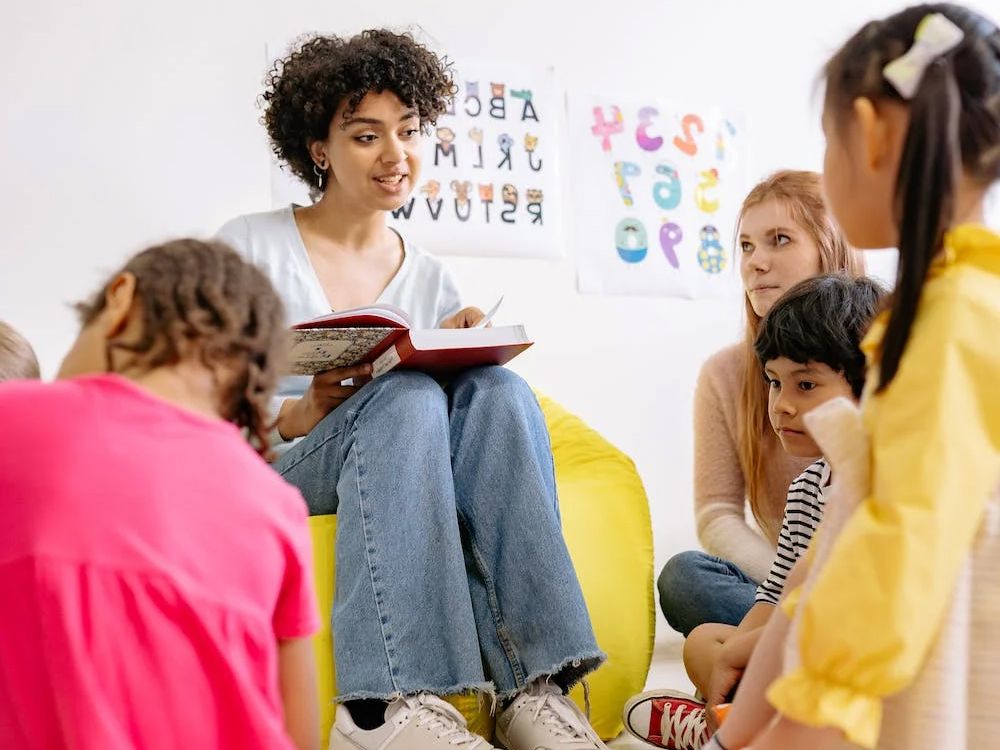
[262,29,455,192]
[74,239,288,456]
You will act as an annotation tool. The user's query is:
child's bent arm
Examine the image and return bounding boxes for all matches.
[687,604,772,725]
[703,624,765,733]
[713,606,792,749]
[279,637,320,750]
[735,601,772,636]
[683,623,736,696]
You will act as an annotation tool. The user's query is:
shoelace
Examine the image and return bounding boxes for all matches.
[404,695,486,747]
[520,688,599,746]
[660,704,708,749]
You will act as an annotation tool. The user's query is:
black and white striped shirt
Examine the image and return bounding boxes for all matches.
[755,459,830,606]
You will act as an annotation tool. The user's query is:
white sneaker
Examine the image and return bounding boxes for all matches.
[329,693,494,749]
[495,681,607,749]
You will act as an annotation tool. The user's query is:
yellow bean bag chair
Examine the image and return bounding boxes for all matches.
[308,394,654,741]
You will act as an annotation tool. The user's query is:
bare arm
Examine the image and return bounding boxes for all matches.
[735,601,772,636]
[712,554,811,746]
[701,603,773,733]
[713,604,790,749]
[276,364,373,440]
[279,638,320,750]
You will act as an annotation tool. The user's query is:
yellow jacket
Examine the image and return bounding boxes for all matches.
[767,224,1000,749]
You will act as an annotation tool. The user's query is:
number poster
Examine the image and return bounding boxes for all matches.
[569,95,746,298]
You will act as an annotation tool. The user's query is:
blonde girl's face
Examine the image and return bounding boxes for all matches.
[738,198,823,318]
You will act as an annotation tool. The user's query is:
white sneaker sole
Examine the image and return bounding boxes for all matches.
[493,725,511,749]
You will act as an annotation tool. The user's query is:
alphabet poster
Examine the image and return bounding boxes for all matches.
[269,60,562,259]
[568,95,747,297]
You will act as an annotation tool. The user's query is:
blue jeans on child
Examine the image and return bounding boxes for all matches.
[657,550,758,637]
[274,366,604,700]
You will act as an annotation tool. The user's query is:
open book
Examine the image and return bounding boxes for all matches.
[288,303,533,377]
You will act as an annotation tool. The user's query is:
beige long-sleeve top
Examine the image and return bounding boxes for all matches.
[693,343,815,582]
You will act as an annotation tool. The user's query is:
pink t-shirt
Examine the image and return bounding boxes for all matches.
[0,375,320,749]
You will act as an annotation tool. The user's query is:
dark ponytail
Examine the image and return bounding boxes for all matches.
[881,59,963,388]
[823,4,1000,391]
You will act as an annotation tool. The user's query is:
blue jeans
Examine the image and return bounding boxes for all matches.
[657,551,757,637]
[275,366,604,700]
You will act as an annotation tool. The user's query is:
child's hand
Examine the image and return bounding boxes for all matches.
[705,631,756,733]
[277,364,373,439]
[705,661,743,734]
[440,306,486,329]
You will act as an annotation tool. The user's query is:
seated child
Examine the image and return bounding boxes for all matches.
[0,320,40,380]
[0,239,321,750]
[623,273,885,749]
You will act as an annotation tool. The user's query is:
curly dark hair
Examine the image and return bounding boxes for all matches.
[262,29,455,192]
[74,239,288,456]
[755,274,887,398]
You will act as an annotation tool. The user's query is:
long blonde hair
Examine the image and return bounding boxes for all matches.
[737,170,863,537]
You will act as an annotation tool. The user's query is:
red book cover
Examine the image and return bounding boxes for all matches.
[372,328,533,377]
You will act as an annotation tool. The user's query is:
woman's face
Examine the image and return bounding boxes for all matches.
[739,198,824,318]
[313,90,423,212]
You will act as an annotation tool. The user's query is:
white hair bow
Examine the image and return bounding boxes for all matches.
[883,13,965,100]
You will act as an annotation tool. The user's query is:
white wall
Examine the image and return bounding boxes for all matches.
[2,0,997,618]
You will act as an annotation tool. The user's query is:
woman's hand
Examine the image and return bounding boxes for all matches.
[440,306,486,329]
[276,364,372,440]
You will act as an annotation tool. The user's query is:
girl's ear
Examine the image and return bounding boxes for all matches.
[852,96,909,176]
[100,272,138,338]
[852,97,887,172]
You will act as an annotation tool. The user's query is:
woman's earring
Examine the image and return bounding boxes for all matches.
[313,163,327,190]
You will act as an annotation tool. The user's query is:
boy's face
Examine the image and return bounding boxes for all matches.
[764,357,856,457]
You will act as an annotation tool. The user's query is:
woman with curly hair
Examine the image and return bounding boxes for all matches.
[218,29,606,750]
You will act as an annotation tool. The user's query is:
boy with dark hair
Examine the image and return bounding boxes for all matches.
[624,274,885,750]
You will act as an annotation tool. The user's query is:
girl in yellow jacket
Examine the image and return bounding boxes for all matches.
[708,5,1000,750]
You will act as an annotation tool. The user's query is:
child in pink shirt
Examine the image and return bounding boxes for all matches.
[0,239,320,749]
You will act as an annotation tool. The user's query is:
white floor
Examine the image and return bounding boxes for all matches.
[607,633,693,748]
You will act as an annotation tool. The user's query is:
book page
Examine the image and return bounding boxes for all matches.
[295,304,410,329]
[408,324,529,350]
[288,327,397,375]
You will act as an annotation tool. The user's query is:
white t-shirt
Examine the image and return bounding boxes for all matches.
[217,206,462,437]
